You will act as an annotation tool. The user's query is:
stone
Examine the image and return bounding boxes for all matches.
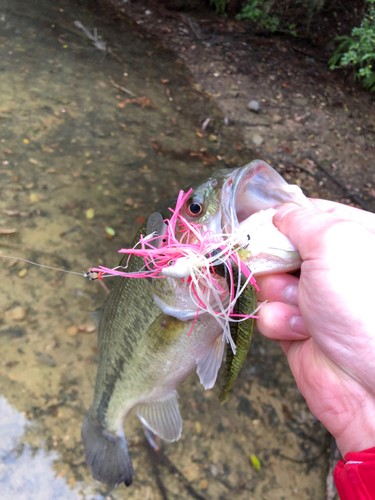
[0,326,25,338]
[208,134,218,142]
[68,326,78,336]
[35,352,57,367]
[272,114,282,123]
[5,306,26,322]
[210,464,219,477]
[200,479,208,489]
[356,135,365,146]
[247,100,260,113]
[183,462,200,481]
[252,134,264,146]
[292,97,308,106]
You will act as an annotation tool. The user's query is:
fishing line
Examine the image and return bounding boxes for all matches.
[0,254,155,282]
[0,254,87,277]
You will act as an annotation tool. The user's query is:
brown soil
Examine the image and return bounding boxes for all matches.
[113,0,375,212]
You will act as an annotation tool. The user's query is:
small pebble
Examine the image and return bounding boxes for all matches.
[200,479,208,489]
[5,306,26,321]
[210,464,219,477]
[247,100,260,113]
[252,134,264,146]
[85,208,94,219]
[68,326,78,336]
[35,352,57,367]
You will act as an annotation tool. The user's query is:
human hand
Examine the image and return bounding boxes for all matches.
[255,199,375,455]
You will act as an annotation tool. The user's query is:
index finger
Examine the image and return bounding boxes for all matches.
[309,199,375,233]
[272,204,374,262]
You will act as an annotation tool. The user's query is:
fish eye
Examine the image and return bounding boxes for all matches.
[186,200,203,217]
[167,260,175,267]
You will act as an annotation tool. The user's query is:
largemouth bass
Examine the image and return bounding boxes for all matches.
[82,160,310,487]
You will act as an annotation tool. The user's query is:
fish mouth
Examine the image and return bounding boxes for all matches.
[222,159,309,229]
[221,160,311,275]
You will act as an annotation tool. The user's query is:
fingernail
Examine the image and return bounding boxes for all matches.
[290,315,305,335]
[285,284,298,306]
[273,203,299,223]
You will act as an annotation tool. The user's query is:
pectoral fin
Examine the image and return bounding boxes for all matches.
[136,390,182,442]
[89,306,103,329]
[196,334,225,390]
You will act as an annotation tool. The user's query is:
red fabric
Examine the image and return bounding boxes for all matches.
[334,447,375,499]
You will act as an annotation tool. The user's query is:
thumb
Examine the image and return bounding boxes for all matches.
[273,203,347,261]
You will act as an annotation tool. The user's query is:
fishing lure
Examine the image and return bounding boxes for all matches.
[213,259,257,403]
[89,189,260,353]
[0,189,260,360]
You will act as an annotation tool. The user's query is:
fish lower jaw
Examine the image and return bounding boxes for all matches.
[250,257,301,276]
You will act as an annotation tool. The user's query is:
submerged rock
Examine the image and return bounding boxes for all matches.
[248,100,260,113]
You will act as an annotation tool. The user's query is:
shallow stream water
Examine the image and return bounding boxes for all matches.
[0,0,328,498]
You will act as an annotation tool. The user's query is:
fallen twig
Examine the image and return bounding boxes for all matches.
[264,155,316,178]
[144,436,206,500]
[234,120,272,128]
[201,117,210,131]
[292,47,327,64]
[109,77,136,97]
[307,153,373,212]
[74,20,107,51]
[183,15,202,41]
[158,450,206,500]
[278,448,326,464]
[146,442,169,500]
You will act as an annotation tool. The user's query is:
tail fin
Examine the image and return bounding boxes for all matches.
[81,411,133,487]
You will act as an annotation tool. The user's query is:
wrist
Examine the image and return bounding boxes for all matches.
[334,396,375,456]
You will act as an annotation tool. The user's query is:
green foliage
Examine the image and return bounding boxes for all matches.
[234,0,326,36]
[329,0,375,91]
[236,0,280,32]
[250,454,262,471]
[209,0,230,15]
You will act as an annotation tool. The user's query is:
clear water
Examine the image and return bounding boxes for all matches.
[0,0,327,498]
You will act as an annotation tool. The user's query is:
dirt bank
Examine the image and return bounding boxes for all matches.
[114,0,375,212]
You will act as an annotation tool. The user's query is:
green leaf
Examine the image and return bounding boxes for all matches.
[250,454,261,471]
[105,227,116,236]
